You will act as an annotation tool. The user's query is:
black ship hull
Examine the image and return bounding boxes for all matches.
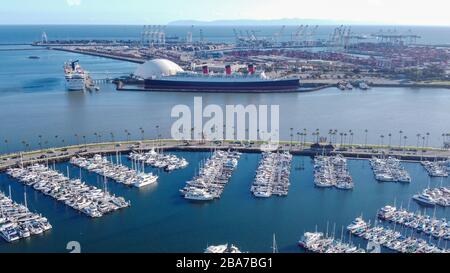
[143,78,300,92]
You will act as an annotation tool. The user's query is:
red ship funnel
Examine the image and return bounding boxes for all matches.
[225,65,232,75]
[248,64,255,74]
[202,65,209,75]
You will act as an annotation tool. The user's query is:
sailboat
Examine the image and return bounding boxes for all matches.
[272,233,278,253]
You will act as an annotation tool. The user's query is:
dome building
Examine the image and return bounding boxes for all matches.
[134,59,183,79]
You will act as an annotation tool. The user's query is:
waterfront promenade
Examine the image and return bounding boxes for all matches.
[1,139,449,172]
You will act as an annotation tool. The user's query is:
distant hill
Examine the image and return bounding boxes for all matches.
[168,18,364,26]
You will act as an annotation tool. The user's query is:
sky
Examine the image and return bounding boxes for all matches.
[1,0,450,26]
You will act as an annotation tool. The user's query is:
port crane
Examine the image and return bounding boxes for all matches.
[272,25,286,45]
[186,25,194,44]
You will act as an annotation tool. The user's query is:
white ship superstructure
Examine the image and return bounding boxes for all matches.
[64,60,87,91]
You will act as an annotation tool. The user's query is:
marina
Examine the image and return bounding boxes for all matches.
[0,190,52,243]
[347,217,448,253]
[180,150,240,201]
[251,151,292,197]
[421,161,448,177]
[313,155,354,190]
[128,148,188,172]
[298,231,365,253]
[370,157,411,183]
[70,154,158,188]
[377,205,449,240]
[6,164,130,218]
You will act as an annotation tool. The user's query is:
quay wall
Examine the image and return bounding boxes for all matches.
[1,140,449,172]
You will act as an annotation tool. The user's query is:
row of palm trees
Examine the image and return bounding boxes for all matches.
[288,128,448,150]
[2,128,450,154]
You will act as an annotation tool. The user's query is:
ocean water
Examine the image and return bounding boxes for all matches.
[0,153,448,253]
[1,25,450,45]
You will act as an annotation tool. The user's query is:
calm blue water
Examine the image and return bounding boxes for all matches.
[0,44,450,152]
[1,25,450,45]
[0,153,448,253]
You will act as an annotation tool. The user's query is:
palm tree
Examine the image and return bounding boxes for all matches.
[403,135,408,149]
[38,134,43,150]
[328,129,333,144]
[364,129,368,147]
[155,125,160,140]
[54,135,59,147]
[340,133,344,146]
[399,130,403,148]
[380,135,385,146]
[74,134,79,146]
[110,132,115,143]
[388,133,392,147]
[124,129,129,142]
[416,133,421,149]
[21,140,27,151]
[82,135,86,148]
[290,128,294,144]
[425,132,430,147]
[139,127,145,141]
[4,139,9,154]
[296,132,301,145]
[94,132,98,143]
[350,132,354,146]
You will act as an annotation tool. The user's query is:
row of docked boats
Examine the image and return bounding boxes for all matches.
[413,187,450,207]
[1,190,52,243]
[421,161,448,177]
[251,151,292,198]
[370,157,411,183]
[298,231,365,253]
[180,150,241,201]
[70,154,158,188]
[377,205,449,240]
[313,155,354,190]
[347,217,448,253]
[128,149,188,172]
[6,164,130,218]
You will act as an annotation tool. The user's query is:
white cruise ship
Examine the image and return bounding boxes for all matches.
[64,60,87,91]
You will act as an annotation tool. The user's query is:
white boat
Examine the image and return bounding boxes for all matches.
[413,194,436,206]
[64,60,87,91]
[205,243,242,253]
[359,82,370,90]
[133,173,158,188]
[0,226,20,243]
[184,189,215,201]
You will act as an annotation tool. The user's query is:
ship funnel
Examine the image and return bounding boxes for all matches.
[202,65,209,75]
[248,64,255,75]
[225,65,232,75]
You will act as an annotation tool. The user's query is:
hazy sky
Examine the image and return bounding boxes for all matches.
[1,0,449,25]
